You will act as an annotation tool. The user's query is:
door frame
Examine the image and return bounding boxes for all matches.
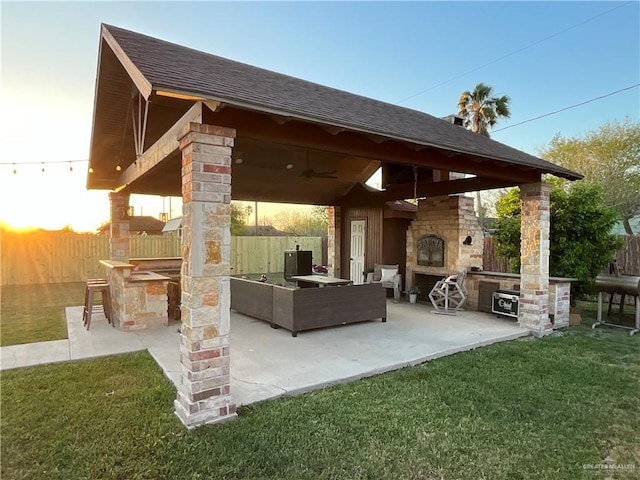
[349,218,367,285]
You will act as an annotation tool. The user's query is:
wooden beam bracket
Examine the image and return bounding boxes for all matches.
[117,101,206,188]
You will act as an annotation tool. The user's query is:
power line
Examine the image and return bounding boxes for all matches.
[492,83,640,133]
[395,1,634,104]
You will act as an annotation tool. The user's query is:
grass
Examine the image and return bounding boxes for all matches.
[0,282,86,346]
[2,324,639,479]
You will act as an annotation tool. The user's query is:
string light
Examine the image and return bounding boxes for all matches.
[1,159,90,175]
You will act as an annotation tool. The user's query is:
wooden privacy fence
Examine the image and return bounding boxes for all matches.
[615,234,640,275]
[482,237,510,273]
[0,232,324,286]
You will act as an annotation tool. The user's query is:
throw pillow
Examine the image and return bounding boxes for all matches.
[380,268,398,283]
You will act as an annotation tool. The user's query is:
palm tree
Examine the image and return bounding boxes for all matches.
[457,83,511,137]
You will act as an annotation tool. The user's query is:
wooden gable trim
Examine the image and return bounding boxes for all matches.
[101,24,153,99]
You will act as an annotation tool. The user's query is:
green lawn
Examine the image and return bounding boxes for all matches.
[0,282,86,346]
[2,325,638,479]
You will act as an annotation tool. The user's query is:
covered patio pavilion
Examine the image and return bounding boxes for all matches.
[87,24,581,426]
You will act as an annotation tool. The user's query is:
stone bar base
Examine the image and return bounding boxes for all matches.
[101,260,170,331]
[466,271,572,328]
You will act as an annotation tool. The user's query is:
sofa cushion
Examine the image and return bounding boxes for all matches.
[380,267,398,283]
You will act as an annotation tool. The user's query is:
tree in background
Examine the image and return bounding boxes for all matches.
[493,182,621,301]
[457,83,511,223]
[311,206,329,231]
[539,118,640,234]
[457,82,511,137]
[231,202,252,235]
[272,207,328,237]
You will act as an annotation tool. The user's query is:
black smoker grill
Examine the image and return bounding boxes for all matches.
[284,250,312,281]
[592,274,640,335]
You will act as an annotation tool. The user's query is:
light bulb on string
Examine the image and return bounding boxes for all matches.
[41,163,45,174]
[116,165,122,171]
[12,163,17,175]
[89,167,94,173]
[69,162,73,173]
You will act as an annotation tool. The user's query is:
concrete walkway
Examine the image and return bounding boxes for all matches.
[1,302,530,406]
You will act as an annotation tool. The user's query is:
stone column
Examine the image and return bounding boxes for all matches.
[519,182,552,335]
[108,191,130,262]
[327,206,341,278]
[174,122,236,427]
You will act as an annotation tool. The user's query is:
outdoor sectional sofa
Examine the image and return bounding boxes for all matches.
[230,276,387,336]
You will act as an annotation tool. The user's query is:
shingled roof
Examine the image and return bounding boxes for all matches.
[99,24,581,181]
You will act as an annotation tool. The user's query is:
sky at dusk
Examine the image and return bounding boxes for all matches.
[1,1,638,231]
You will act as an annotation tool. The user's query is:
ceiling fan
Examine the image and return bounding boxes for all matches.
[300,151,338,179]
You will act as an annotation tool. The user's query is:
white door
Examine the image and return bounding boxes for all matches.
[350,220,366,284]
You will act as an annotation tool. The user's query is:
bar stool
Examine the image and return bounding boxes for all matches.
[83,279,113,330]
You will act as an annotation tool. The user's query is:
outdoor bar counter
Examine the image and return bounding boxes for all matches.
[100,259,171,331]
[466,271,575,328]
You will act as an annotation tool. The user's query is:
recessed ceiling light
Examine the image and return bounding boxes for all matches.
[286,163,294,169]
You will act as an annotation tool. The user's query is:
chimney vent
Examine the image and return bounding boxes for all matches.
[442,114,464,126]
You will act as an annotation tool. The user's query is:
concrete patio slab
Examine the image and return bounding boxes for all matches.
[1,302,529,408]
[228,302,529,405]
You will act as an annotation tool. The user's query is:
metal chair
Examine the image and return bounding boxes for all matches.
[429,270,468,315]
[82,279,113,330]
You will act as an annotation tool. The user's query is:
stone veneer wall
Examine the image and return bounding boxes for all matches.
[327,206,341,278]
[174,122,236,427]
[406,195,483,290]
[109,192,130,262]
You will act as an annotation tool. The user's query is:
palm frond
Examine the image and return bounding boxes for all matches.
[457,91,471,115]
[473,83,493,103]
[495,95,512,118]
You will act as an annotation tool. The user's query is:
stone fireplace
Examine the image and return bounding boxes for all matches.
[406,195,483,294]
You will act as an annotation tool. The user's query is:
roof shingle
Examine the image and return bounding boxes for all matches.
[102,24,582,180]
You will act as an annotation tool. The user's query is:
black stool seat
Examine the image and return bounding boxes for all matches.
[83,280,113,330]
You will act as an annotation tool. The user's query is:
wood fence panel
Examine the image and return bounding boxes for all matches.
[483,237,510,273]
[229,237,323,275]
[130,236,181,258]
[615,234,640,275]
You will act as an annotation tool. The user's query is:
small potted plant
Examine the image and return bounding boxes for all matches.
[408,285,421,304]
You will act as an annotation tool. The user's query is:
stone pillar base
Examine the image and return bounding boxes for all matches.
[174,398,237,429]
